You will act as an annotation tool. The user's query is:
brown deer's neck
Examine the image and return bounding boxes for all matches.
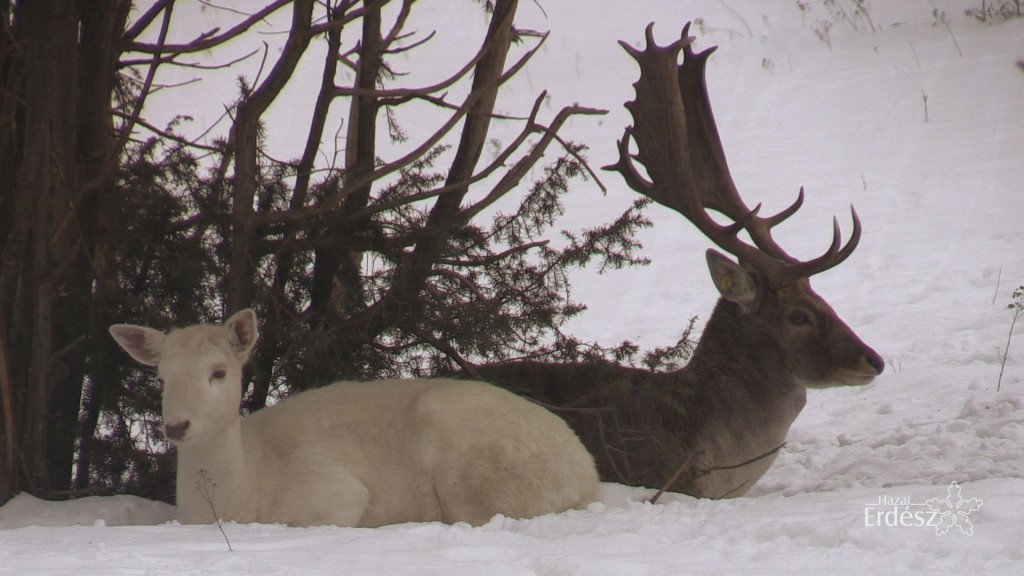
[687,298,802,402]
[672,298,807,498]
[682,296,806,453]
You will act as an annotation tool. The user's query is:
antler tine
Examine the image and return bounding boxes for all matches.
[608,23,779,274]
[743,187,804,262]
[763,187,805,228]
[617,23,694,62]
[725,203,762,236]
[605,23,697,216]
[610,23,864,288]
[783,207,862,280]
[607,127,655,195]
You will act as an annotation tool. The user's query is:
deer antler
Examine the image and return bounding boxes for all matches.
[606,23,861,287]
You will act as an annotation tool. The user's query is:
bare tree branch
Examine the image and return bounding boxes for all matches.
[226,0,316,313]
[119,47,260,70]
[332,25,494,100]
[381,0,414,47]
[384,30,435,56]
[79,0,174,202]
[411,327,483,380]
[114,1,174,162]
[115,113,224,153]
[122,0,173,43]
[437,240,550,268]
[127,0,293,54]
[462,101,607,221]
[250,86,486,228]
[308,0,387,36]
[332,0,522,345]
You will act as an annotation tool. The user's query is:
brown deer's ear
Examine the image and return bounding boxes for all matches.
[706,249,758,306]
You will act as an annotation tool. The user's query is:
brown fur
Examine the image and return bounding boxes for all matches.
[474,258,883,499]
[494,25,884,499]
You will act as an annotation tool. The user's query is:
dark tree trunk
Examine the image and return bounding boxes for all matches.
[0,0,127,500]
[0,0,23,506]
[307,3,383,380]
[226,0,315,315]
[17,0,82,492]
[74,0,130,489]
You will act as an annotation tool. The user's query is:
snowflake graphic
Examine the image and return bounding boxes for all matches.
[925,481,984,536]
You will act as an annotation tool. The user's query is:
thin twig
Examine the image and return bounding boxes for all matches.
[411,328,480,379]
[119,47,260,70]
[128,0,293,54]
[942,19,963,57]
[993,267,1002,305]
[649,442,786,504]
[998,296,1022,391]
[113,112,224,152]
[438,240,550,268]
[649,454,693,505]
[197,469,233,551]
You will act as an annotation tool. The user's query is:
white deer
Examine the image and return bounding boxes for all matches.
[109,309,598,527]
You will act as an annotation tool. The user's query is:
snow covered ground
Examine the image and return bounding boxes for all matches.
[3,1,1024,573]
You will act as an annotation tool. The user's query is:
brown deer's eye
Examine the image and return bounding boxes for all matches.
[787,310,812,327]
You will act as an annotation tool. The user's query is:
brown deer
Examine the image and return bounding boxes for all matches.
[472,23,884,500]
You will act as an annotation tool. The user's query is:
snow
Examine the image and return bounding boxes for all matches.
[3,1,1024,573]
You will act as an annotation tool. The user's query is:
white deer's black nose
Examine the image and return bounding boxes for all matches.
[164,420,190,441]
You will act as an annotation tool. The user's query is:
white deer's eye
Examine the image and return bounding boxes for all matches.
[210,368,227,382]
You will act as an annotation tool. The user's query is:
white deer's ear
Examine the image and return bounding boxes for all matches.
[706,249,758,307]
[109,324,165,367]
[224,308,259,361]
